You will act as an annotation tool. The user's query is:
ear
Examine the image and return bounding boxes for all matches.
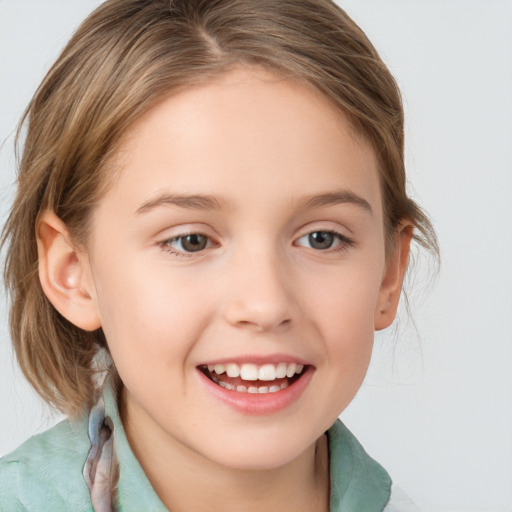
[36,211,101,331]
[374,223,413,331]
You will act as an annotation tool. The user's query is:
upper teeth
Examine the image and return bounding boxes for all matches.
[207,363,304,381]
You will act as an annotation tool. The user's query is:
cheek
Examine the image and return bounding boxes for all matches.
[303,254,384,329]
[92,260,213,374]
[299,254,383,373]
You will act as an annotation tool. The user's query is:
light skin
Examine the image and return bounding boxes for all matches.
[37,67,411,512]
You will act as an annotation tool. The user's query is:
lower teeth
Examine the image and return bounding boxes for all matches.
[212,376,288,393]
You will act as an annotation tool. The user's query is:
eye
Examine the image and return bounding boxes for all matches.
[295,230,350,251]
[162,233,212,254]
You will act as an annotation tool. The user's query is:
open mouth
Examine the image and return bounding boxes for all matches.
[198,362,307,394]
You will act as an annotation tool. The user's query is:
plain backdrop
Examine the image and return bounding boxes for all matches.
[1,1,511,511]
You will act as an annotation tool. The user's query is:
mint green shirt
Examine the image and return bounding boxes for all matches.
[0,383,391,511]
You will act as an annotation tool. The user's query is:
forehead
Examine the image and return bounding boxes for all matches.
[102,67,382,218]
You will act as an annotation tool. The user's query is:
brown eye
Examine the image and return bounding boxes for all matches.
[177,234,209,252]
[163,233,211,254]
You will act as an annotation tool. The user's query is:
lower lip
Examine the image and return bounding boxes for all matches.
[197,366,314,415]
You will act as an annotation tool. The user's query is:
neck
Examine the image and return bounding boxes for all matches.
[121,389,330,512]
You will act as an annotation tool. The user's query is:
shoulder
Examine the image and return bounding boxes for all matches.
[0,457,26,511]
[0,419,94,512]
[328,420,392,511]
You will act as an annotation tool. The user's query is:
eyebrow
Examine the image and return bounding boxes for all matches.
[135,189,372,215]
[296,190,373,215]
[136,193,226,214]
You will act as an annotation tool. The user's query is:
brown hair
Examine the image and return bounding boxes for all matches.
[2,0,438,417]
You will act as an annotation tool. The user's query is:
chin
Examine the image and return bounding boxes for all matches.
[194,428,319,472]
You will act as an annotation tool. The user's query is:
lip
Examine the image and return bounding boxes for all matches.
[196,362,314,416]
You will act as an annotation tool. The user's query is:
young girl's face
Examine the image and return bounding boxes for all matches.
[79,67,400,471]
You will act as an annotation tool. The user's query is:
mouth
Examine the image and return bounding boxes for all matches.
[198,362,307,394]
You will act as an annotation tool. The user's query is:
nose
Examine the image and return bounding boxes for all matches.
[222,251,299,333]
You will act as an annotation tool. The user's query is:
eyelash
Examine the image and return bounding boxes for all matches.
[158,229,354,258]
[294,230,354,253]
[159,232,214,258]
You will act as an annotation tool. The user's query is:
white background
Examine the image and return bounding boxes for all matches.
[1,1,511,511]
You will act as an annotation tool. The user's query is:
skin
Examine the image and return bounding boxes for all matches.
[37,67,411,512]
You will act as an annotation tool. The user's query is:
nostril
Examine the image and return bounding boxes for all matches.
[234,317,292,332]
[223,291,298,332]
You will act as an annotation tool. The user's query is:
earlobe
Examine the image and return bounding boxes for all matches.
[374,223,413,331]
[37,211,101,331]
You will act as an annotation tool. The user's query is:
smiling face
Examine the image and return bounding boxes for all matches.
[65,67,403,472]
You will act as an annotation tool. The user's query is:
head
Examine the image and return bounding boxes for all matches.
[3,0,436,447]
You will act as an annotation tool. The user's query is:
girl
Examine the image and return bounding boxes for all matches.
[0,1,437,511]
